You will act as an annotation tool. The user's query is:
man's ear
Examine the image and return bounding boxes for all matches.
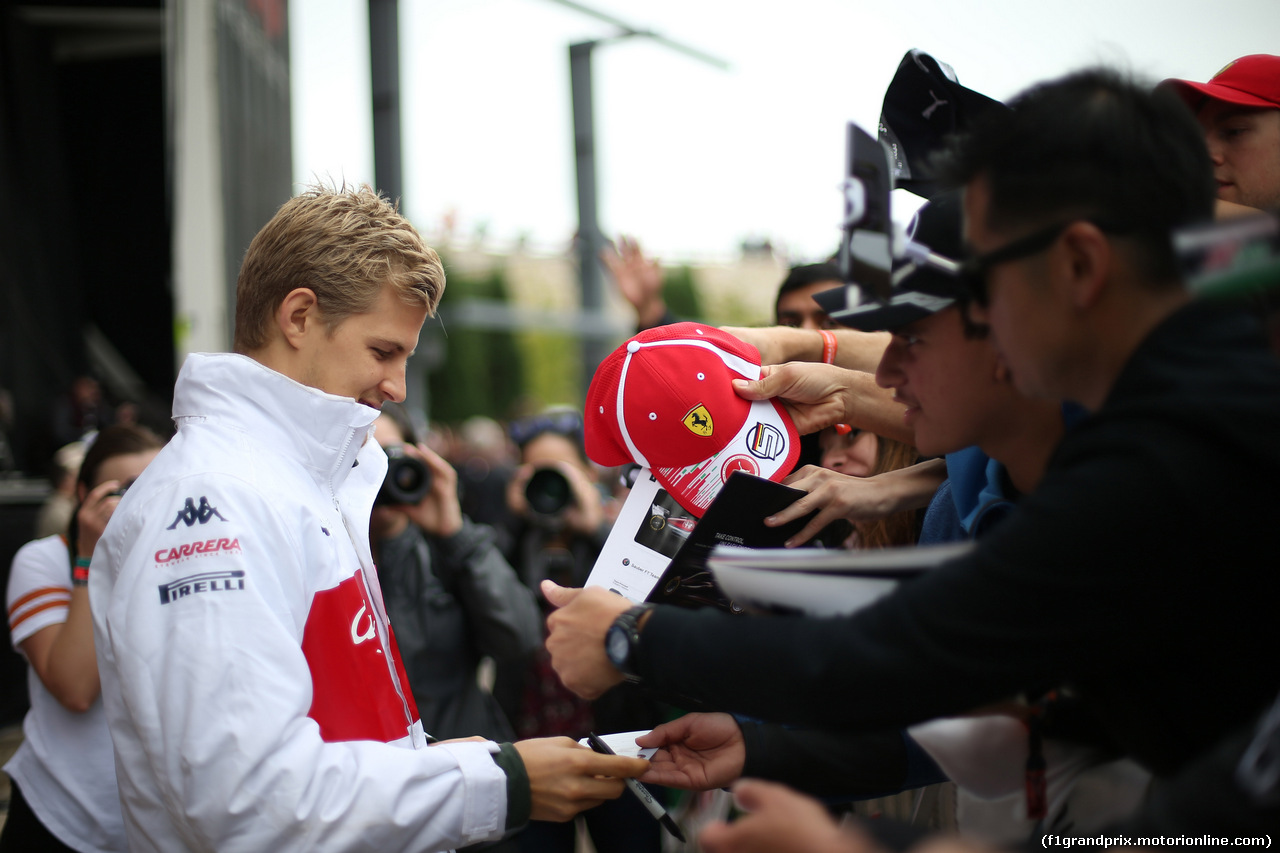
[276,288,320,350]
[1060,222,1111,310]
[993,356,1012,385]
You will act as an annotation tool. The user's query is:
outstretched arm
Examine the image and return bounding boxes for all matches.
[636,712,745,790]
[768,460,946,547]
[733,362,911,445]
[722,326,890,374]
[603,236,669,331]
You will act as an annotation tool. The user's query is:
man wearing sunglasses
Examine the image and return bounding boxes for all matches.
[542,67,1280,819]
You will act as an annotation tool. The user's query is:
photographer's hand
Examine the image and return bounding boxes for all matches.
[398,443,463,538]
[77,479,124,558]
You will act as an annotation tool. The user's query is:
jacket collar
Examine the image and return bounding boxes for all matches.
[171,353,384,498]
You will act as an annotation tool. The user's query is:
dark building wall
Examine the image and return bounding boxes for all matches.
[0,2,170,473]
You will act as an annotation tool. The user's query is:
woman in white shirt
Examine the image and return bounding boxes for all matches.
[2,424,162,853]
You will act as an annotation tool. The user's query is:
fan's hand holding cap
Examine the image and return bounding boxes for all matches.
[585,323,800,517]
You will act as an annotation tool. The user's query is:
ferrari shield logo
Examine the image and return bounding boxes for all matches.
[683,405,714,437]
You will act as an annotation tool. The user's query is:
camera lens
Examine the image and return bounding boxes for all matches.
[524,467,572,516]
[377,445,432,506]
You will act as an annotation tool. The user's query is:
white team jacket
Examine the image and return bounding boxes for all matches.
[90,353,509,852]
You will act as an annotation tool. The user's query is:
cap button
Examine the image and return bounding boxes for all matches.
[627,341,641,353]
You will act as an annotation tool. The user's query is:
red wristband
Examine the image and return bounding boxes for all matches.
[72,557,90,587]
[819,330,837,365]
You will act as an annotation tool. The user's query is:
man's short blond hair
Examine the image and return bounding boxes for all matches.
[234,183,445,353]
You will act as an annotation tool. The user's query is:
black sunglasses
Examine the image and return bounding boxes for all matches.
[959,219,1128,307]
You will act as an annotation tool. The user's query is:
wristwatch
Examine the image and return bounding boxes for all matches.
[605,604,653,683]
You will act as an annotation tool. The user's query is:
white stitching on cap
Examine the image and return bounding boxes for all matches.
[616,349,652,468]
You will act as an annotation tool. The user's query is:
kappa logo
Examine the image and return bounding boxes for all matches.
[158,570,245,605]
[166,497,227,529]
[154,538,241,564]
[683,404,714,437]
[748,423,786,461]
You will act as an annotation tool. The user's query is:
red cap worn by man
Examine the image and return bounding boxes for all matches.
[1162,54,1280,211]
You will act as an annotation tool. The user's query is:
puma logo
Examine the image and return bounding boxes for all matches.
[922,89,949,119]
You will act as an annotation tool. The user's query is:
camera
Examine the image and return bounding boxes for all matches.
[524,467,573,517]
[376,445,431,506]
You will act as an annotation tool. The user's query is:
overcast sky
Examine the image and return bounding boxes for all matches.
[291,0,1278,263]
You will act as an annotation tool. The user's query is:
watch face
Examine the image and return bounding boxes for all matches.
[606,624,630,668]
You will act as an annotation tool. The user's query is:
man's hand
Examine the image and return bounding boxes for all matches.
[732,362,860,435]
[635,713,745,790]
[770,460,945,547]
[513,736,649,822]
[700,779,867,853]
[734,362,911,444]
[603,236,667,330]
[542,582,632,699]
[397,443,463,538]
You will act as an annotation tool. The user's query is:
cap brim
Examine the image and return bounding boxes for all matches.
[814,283,957,333]
[650,397,800,518]
[1160,78,1279,110]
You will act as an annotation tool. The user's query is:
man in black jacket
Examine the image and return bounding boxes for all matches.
[544,66,1280,816]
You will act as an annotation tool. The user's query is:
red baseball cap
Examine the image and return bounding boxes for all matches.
[585,323,800,517]
[1161,55,1280,111]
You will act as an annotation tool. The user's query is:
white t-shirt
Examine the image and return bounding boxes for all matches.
[5,534,125,853]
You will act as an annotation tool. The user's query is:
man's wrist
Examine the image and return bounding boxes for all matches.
[491,742,531,831]
[606,604,654,683]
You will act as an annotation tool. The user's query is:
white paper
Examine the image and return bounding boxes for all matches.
[579,730,658,760]
[585,468,696,603]
[708,541,974,617]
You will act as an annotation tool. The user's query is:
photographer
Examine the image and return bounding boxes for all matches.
[4,424,162,853]
[369,403,541,750]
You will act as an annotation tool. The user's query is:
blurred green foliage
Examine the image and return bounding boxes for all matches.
[425,262,523,422]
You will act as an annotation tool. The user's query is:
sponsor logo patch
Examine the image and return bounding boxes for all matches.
[748,423,786,461]
[158,570,245,605]
[154,537,241,564]
[720,454,759,480]
[683,405,714,437]
[166,497,227,529]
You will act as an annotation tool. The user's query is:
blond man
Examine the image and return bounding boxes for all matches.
[90,185,644,852]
